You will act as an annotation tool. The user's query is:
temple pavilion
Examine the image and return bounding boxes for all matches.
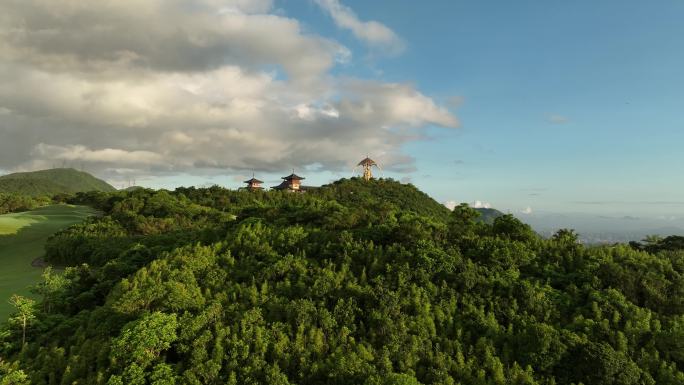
[272,172,307,192]
[242,175,264,191]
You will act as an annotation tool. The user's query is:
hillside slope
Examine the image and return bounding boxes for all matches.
[316,178,453,222]
[0,168,115,196]
[474,207,504,224]
[316,178,502,224]
[2,181,683,384]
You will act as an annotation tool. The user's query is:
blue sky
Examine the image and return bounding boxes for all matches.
[280,0,684,216]
[1,0,683,221]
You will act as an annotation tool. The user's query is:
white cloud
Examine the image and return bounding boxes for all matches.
[32,144,165,166]
[294,103,340,120]
[521,206,533,215]
[0,0,342,85]
[472,201,492,209]
[338,80,459,128]
[444,200,493,211]
[0,0,457,182]
[314,0,405,54]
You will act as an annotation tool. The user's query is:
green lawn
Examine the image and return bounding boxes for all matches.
[0,205,95,321]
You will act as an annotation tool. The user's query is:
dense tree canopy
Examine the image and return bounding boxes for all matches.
[0,193,51,215]
[1,178,683,384]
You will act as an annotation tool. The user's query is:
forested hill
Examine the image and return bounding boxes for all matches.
[473,207,504,224]
[1,178,684,384]
[0,168,116,197]
[317,178,453,222]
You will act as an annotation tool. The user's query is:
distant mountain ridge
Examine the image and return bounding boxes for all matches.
[0,168,116,196]
[474,207,504,224]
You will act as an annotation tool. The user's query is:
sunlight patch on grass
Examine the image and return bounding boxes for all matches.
[0,205,94,321]
[0,214,44,235]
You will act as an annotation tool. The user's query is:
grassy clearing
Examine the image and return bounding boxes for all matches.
[0,205,95,321]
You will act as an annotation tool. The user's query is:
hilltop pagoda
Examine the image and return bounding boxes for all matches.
[356,157,381,181]
[272,172,306,192]
[242,175,264,191]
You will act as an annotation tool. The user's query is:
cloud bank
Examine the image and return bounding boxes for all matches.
[314,0,405,54]
[0,0,456,182]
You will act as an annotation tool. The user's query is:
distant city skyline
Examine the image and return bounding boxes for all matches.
[1,0,683,220]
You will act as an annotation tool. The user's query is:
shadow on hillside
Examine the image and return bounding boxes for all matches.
[0,219,63,266]
[0,208,94,264]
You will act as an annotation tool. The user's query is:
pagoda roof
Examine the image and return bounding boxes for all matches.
[243,177,263,184]
[272,181,317,191]
[357,157,377,166]
[282,173,305,181]
[271,181,289,190]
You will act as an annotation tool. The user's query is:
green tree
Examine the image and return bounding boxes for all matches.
[643,234,663,246]
[492,214,536,242]
[31,267,68,314]
[110,312,178,368]
[552,228,579,244]
[0,360,30,385]
[7,296,35,347]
